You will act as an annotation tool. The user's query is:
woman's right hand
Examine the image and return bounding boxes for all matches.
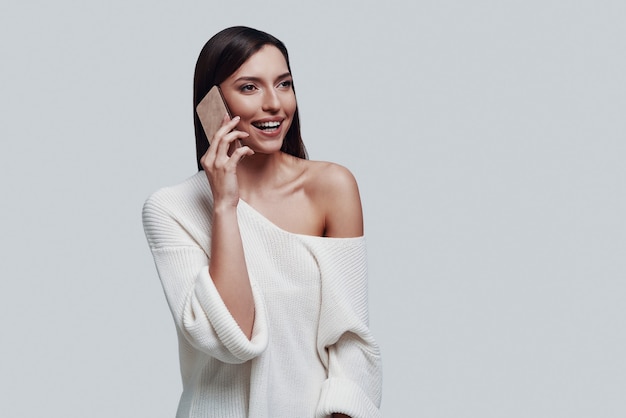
[201,114,256,339]
[200,115,254,208]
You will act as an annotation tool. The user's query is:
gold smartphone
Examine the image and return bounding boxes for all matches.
[196,85,232,142]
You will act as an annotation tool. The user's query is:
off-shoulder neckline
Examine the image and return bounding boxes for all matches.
[237,198,364,242]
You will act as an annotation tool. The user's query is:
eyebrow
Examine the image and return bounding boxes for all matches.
[233,72,292,84]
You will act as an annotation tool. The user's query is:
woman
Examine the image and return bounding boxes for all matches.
[143,26,382,418]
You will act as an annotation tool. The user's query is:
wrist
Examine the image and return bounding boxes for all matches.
[213,199,239,214]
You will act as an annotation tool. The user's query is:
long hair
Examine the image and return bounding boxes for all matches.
[193,26,307,170]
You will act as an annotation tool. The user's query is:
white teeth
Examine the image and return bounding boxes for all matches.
[255,121,281,129]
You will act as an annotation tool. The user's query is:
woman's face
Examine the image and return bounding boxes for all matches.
[219,45,296,155]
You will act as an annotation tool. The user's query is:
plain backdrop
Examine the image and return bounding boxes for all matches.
[1,1,625,417]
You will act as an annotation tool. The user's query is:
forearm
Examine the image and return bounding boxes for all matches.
[209,204,255,339]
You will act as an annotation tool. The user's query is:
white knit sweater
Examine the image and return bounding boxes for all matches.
[142,172,382,418]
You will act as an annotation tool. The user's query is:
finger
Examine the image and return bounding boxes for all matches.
[199,149,213,171]
[216,130,249,160]
[211,115,243,151]
[227,146,255,166]
[205,115,237,160]
[212,115,241,144]
[205,117,244,165]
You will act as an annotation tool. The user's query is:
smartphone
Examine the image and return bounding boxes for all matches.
[196,86,242,155]
[196,85,232,141]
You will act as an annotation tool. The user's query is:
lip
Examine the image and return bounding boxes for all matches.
[251,117,286,138]
[252,117,284,126]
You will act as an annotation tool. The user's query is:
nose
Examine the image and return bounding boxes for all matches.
[261,88,280,112]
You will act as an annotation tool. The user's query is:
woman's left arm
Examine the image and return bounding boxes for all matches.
[320,164,363,239]
[314,164,382,418]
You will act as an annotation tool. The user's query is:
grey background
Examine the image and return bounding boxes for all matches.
[1,0,624,417]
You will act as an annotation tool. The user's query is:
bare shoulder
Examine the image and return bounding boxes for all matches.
[303,160,358,192]
[303,160,363,238]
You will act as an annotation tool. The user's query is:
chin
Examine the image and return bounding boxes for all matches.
[245,133,287,154]
[252,142,285,155]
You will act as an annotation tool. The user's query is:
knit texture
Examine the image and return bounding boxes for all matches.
[142,172,382,418]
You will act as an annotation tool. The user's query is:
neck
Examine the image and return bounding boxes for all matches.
[237,151,292,193]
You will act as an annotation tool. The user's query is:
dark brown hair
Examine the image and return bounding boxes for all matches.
[193,26,307,170]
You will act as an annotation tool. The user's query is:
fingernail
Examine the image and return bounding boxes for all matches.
[233,116,240,121]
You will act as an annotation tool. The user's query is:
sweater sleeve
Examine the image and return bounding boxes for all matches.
[142,190,268,364]
[314,238,383,418]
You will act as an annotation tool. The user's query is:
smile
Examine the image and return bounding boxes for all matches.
[252,121,282,131]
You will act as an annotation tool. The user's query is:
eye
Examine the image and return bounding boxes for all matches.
[278,79,293,89]
[240,84,257,92]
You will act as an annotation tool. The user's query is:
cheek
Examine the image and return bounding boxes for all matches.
[284,94,297,115]
[220,90,254,119]
[227,99,256,119]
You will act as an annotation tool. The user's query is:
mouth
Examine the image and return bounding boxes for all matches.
[252,120,282,132]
